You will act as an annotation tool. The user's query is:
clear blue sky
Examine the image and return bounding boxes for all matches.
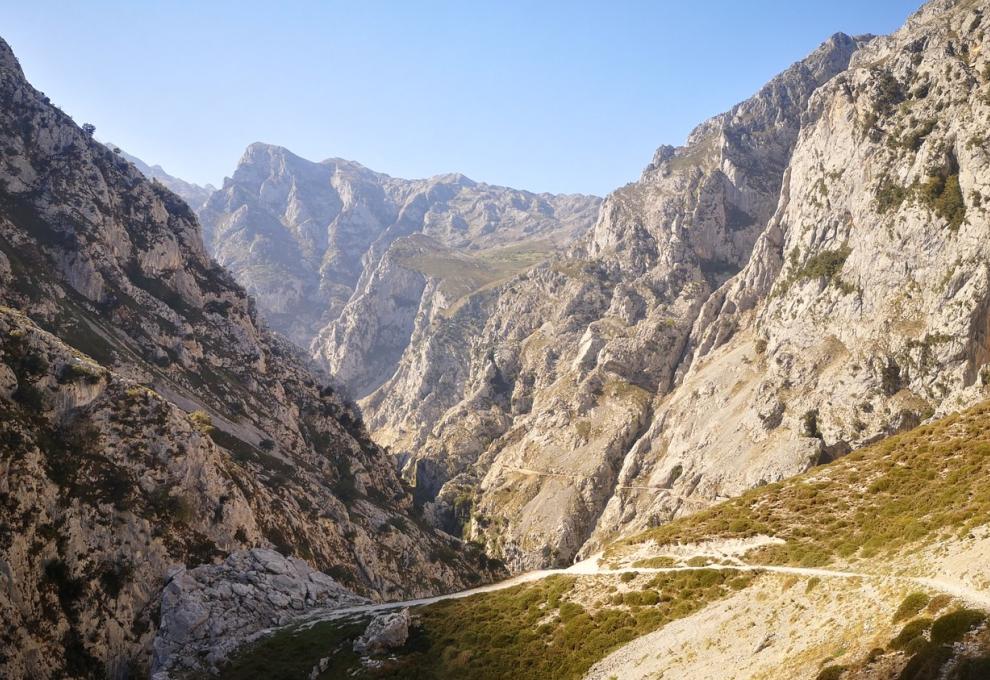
[4,1,920,196]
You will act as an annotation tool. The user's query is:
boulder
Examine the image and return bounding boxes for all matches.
[353,608,411,655]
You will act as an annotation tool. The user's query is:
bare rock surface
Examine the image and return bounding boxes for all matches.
[358,29,870,571]
[151,549,367,677]
[352,608,411,656]
[199,143,601,364]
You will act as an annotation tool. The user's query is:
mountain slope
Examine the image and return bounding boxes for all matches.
[358,29,869,570]
[352,0,990,575]
[198,144,601,371]
[592,0,990,548]
[217,399,990,679]
[0,37,496,679]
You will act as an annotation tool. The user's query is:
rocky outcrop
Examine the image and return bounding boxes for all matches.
[352,608,411,656]
[199,143,600,355]
[358,30,870,571]
[0,37,499,679]
[151,549,367,677]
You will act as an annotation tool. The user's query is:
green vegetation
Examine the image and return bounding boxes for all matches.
[221,571,754,680]
[42,559,86,621]
[875,178,907,213]
[930,609,986,645]
[57,361,103,385]
[622,401,990,567]
[894,592,930,623]
[219,616,367,679]
[794,246,852,283]
[777,245,854,296]
[840,608,990,680]
[815,666,848,680]
[890,618,932,651]
[917,173,966,230]
[901,119,937,151]
[631,556,677,569]
[398,240,554,317]
[875,169,967,230]
[188,410,214,434]
[802,409,823,439]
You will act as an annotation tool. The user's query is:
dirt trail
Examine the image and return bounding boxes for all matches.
[300,554,990,626]
[503,465,704,493]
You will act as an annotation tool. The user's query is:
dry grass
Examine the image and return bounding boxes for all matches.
[621,401,990,567]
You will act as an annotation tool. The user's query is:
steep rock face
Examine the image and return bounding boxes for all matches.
[199,144,600,354]
[0,38,497,679]
[361,32,867,570]
[590,0,990,547]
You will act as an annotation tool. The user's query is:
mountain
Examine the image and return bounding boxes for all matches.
[355,31,869,568]
[343,0,990,580]
[0,38,497,678]
[197,144,601,384]
[111,146,215,211]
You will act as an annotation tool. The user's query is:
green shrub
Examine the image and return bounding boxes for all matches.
[917,173,965,230]
[57,362,102,385]
[43,559,85,614]
[795,246,852,283]
[889,618,932,650]
[955,656,990,680]
[816,665,847,680]
[893,592,930,622]
[632,556,676,569]
[14,382,45,409]
[897,642,953,680]
[876,179,907,213]
[929,609,986,645]
[901,119,936,151]
[637,590,660,606]
[802,409,823,439]
[188,410,214,434]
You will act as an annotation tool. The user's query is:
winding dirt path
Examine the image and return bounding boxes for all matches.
[301,555,990,626]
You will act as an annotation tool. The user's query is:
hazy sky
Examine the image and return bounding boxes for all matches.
[5,1,920,196]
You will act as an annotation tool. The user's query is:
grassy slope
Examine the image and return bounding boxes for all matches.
[618,400,990,568]
[398,240,553,317]
[218,570,753,680]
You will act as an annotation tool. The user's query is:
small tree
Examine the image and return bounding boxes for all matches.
[82,123,96,136]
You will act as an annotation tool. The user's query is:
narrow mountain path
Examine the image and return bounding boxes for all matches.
[299,555,990,628]
[503,465,706,493]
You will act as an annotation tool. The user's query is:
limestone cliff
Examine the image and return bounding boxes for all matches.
[591,0,990,550]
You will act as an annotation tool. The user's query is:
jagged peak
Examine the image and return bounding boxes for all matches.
[640,29,870,180]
